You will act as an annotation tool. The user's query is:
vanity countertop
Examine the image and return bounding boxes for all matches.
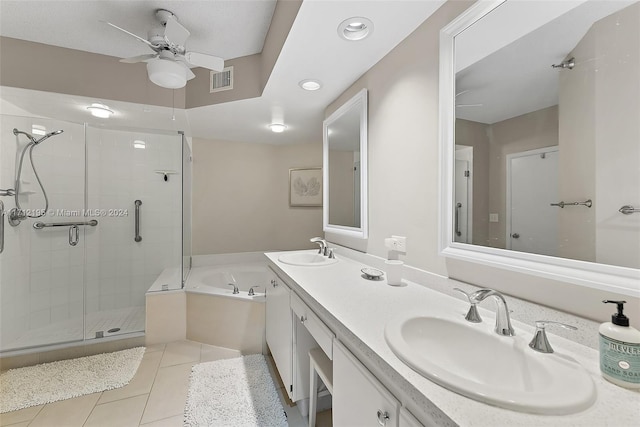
[265,250,639,427]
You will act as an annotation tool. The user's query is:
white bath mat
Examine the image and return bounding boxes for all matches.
[0,346,145,413]
[184,354,288,427]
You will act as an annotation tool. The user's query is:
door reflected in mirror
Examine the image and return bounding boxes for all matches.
[323,89,368,239]
[453,0,640,269]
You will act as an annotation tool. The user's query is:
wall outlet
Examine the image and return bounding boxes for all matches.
[391,235,407,253]
[489,213,499,223]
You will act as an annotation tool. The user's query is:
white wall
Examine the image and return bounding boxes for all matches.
[325,0,639,324]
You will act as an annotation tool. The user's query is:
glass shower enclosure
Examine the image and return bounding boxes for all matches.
[0,113,185,354]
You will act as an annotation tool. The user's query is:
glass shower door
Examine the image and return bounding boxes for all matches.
[0,115,86,352]
[84,126,182,340]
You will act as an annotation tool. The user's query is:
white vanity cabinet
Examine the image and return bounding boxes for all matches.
[266,269,293,399]
[333,339,400,427]
[266,268,334,403]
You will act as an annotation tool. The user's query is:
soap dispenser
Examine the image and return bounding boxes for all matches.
[599,300,640,389]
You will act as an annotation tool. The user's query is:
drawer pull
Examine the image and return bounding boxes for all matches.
[377,410,390,426]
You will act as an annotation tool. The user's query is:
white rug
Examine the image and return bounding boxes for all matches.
[184,354,288,427]
[0,346,145,413]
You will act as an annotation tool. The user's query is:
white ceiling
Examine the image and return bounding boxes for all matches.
[455,0,637,124]
[0,0,447,145]
[0,0,277,61]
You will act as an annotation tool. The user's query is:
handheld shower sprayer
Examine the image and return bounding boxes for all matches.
[8,127,64,226]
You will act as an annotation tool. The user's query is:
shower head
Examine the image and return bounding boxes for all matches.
[34,129,64,144]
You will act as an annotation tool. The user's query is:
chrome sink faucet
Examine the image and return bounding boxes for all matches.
[454,288,515,336]
[310,237,329,256]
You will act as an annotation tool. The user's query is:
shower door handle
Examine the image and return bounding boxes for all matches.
[0,200,5,254]
[69,224,79,246]
[455,203,462,237]
[134,200,142,242]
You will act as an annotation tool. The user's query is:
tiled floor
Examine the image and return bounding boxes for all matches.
[0,340,331,427]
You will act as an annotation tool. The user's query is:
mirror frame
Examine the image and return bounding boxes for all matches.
[323,88,368,239]
[439,0,639,297]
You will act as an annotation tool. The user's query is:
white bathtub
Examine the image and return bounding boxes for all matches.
[185,263,267,302]
[184,262,267,353]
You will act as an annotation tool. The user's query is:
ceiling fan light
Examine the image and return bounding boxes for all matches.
[147,59,187,89]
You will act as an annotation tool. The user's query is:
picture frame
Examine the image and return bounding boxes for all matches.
[289,167,322,207]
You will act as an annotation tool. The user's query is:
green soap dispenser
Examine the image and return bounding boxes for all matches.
[599,300,640,389]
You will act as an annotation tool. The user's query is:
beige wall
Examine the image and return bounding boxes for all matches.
[0,37,185,108]
[488,105,559,248]
[192,138,322,254]
[455,119,490,246]
[328,150,356,227]
[559,2,640,268]
[325,0,638,324]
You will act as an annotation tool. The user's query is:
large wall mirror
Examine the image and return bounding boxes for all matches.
[440,0,639,295]
[323,89,368,239]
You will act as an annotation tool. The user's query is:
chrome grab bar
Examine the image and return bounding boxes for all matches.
[619,205,640,215]
[33,220,98,229]
[0,201,5,254]
[455,202,462,237]
[550,199,592,208]
[134,200,142,242]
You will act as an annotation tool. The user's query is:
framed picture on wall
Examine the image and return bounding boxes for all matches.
[289,167,322,207]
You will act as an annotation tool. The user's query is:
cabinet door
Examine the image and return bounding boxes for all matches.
[266,269,293,399]
[333,340,400,427]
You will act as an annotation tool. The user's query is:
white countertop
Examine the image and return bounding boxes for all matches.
[265,250,640,427]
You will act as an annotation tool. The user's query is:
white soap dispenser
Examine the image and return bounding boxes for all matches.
[599,300,640,389]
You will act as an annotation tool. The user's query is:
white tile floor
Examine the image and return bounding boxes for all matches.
[0,341,332,427]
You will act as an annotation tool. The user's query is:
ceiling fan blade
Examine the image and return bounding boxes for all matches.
[164,17,190,48]
[102,21,158,50]
[185,66,196,81]
[184,52,224,72]
[119,54,158,64]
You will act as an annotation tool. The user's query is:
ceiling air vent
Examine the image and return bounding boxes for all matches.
[210,66,234,93]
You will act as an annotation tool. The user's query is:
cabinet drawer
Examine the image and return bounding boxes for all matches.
[291,292,334,359]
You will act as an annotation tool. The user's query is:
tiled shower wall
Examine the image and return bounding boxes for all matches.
[84,127,182,338]
[0,115,182,352]
[1,115,86,349]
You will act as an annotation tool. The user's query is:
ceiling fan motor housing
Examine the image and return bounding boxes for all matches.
[147,27,165,45]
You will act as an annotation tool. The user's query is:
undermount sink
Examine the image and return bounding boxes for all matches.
[278,252,338,266]
[385,314,596,415]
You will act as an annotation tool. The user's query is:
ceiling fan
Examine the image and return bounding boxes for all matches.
[103,9,224,89]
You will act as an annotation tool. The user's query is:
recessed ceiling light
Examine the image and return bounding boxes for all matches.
[338,17,373,41]
[299,79,322,91]
[269,123,287,133]
[87,103,114,118]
